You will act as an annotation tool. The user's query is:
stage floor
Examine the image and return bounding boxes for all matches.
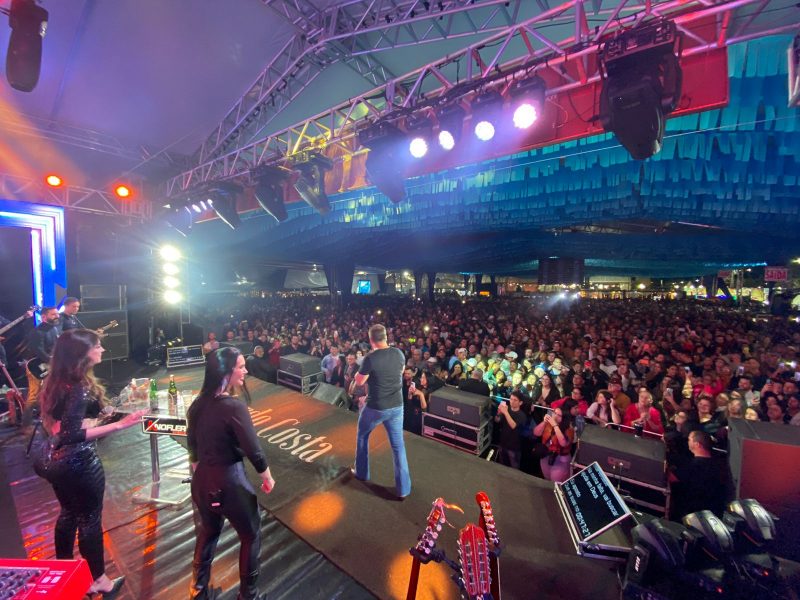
[0,369,621,599]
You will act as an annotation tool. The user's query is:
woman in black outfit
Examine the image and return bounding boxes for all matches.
[188,347,276,600]
[38,329,146,597]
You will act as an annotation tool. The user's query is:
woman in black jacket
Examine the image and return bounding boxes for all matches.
[38,329,146,597]
[187,347,276,600]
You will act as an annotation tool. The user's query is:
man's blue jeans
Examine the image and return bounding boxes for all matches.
[354,405,412,497]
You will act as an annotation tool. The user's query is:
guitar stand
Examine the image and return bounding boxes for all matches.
[0,360,24,426]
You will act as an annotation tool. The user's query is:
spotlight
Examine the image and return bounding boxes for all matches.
[206,182,242,229]
[436,103,465,150]
[163,290,183,304]
[599,20,682,160]
[471,89,503,141]
[45,174,63,187]
[293,152,332,215]
[359,121,407,204]
[409,137,428,158]
[508,75,545,130]
[252,165,290,222]
[474,120,495,141]
[5,0,48,92]
[405,113,433,159]
[163,276,180,289]
[163,263,179,276]
[114,184,132,199]
[191,203,202,213]
[159,245,181,261]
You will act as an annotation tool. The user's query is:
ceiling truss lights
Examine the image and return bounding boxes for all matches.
[166,0,793,196]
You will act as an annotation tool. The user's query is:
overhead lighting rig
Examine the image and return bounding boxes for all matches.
[292,152,332,215]
[252,164,291,222]
[599,20,683,160]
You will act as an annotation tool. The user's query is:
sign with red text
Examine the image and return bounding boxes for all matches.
[764,267,789,282]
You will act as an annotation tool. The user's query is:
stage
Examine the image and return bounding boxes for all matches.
[0,368,621,599]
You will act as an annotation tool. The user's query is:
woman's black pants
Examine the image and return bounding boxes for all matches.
[47,444,106,580]
[190,462,261,600]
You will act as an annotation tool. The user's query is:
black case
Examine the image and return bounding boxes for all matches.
[422,412,491,455]
[427,386,490,427]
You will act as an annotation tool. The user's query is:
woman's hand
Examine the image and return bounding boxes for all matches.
[117,409,148,430]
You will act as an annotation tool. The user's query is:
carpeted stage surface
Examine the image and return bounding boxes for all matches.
[0,368,621,599]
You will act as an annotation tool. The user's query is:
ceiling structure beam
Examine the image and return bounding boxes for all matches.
[196,0,529,164]
[0,172,151,222]
[167,0,788,196]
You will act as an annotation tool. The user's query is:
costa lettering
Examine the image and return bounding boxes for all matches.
[249,408,333,463]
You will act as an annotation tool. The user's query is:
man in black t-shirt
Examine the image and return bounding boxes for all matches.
[352,324,411,499]
[494,391,527,469]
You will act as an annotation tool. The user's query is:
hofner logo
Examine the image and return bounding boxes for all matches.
[248,408,333,463]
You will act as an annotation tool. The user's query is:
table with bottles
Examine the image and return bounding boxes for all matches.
[112,375,196,507]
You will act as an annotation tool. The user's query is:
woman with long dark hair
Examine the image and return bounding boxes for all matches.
[532,406,574,483]
[187,347,275,600]
[38,329,146,597]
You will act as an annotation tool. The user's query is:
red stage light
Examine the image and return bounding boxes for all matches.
[45,174,63,187]
[114,184,132,199]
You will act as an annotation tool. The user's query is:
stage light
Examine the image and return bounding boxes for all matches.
[359,121,407,204]
[474,120,495,141]
[206,182,242,229]
[5,0,49,92]
[599,20,682,160]
[45,174,63,187]
[293,152,332,215]
[159,245,181,261]
[191,203,202,213]
[509,75,546,130]
[114,184,132,199]
[252,165,290,222]
[438,130,455,150]
[163,290,182,304]
[405,112,433,159]
[163,276,180,289]
[436,103,465,150]
[471,89,503,142]
[163,263,179,276]
[409,137,428,158]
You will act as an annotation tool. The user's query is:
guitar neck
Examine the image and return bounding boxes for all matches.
[0,315,26,336]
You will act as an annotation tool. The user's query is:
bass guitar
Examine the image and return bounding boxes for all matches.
[0,306,39,337]
[26,320,119,380]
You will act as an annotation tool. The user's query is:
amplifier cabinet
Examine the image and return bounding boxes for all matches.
[277,369,322,395]
[279,353,322,377]
[575,425,667,489]
[422,412,491,456]
[427,386,490,428]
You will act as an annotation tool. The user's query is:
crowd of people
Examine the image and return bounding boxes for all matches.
[194,294,800,517]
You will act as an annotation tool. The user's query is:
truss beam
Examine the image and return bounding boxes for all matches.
[167,0,787,196]
[0,173,151,221]
[197,0,528,163]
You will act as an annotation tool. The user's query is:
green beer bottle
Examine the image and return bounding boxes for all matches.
[167,374,178,412]
[149,378,158,410]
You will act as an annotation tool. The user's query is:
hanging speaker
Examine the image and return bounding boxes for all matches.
[6,0,49,93]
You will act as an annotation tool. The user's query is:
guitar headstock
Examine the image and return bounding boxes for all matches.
[410,497,447,564]
[458,523,491,599]
[29,306,41,312]
[475,491,500,548]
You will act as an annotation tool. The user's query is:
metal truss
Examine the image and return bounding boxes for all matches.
[167,0,795,196]
[0,173,151,222]
[197,0,528,164]
[0,110,188,167]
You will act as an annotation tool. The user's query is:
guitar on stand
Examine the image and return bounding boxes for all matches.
[475,491,502,600]
[457,523,493,600]
[0,307,38,426]
[26,320,118,380]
